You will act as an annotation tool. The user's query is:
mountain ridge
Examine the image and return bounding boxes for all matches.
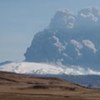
[0,62,100,88]
[0,62,100,75]
[0,71,100,100]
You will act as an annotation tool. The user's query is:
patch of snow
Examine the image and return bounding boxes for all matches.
[0,62,100,75]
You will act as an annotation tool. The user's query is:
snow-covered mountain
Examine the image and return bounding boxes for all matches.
[0,62,100,75]
[25,7,100,69]
[0,62,100,88]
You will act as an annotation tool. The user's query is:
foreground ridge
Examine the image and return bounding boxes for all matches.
[0,71,100,100]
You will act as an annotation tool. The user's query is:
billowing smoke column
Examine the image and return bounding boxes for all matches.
[24,7,100,68]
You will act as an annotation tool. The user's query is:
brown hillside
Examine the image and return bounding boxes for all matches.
[0,71,100,100]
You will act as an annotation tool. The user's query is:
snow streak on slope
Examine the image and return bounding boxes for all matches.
[0,62,100,75]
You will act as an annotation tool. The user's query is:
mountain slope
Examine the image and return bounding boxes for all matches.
[0,62,100,75]
[0,71,100,100]
[0,62,100,88]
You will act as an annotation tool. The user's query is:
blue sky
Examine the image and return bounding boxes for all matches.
[0,0,100,62]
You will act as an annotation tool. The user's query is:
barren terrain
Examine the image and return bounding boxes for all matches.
[0,71,100,100]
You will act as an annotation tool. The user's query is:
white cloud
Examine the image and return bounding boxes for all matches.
[82,40,97,53]
[70,40,83,56]
[49,9,75,29]
[80,13,98,22]
[49,7,100,31]
[70,40,83,49]
[79,7,100,22]
[53,35,66,52]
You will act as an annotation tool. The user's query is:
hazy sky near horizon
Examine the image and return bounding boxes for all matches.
[0,0,100,62]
